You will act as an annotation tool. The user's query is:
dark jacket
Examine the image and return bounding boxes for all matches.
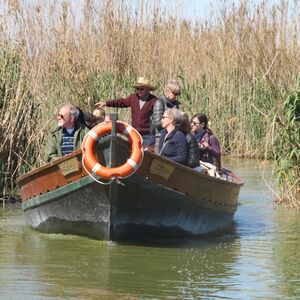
[105,93,157,134]
[44,122,89,162]
[159,128,187,165]
[151,95,180,135]
[186,132,200,168]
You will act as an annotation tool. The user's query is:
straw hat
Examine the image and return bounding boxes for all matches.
[132,77,156,91]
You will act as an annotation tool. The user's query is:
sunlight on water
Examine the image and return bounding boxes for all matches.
[1,159,300,299]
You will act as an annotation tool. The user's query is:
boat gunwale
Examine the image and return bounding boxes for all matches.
[16,146,244,188]
[16,149,83,184]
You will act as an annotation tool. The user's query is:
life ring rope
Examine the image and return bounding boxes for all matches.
[82,157,114,185]
[82,121,144,182]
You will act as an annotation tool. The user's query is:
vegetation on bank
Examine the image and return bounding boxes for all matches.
[0,0,299,206]
[272,78,300,207]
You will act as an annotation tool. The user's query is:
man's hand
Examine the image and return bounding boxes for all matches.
[95,102,106,108]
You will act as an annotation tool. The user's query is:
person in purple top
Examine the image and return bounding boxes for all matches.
[95,77,157,146]
[159,108,187,165]
[191,113,222,170]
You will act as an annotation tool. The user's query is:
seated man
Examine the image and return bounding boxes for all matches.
[44,104,90,162]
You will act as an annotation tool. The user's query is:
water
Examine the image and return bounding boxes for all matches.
[1,159,300,299]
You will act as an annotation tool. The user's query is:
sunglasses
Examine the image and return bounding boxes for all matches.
[136,87,145,91]
[57,113,65,120]
[57,113,71,120]
[191,121,201,126]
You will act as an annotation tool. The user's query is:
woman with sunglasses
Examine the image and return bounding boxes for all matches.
[158,108,187,165]
[191,113,221,170]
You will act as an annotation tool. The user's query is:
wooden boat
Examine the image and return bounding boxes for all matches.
[16,117,244,241]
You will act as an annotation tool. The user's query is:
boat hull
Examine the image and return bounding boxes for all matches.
[23,177,110,240]
[18,136,243,241]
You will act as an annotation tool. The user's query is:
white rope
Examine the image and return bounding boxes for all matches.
[81,155,114,185]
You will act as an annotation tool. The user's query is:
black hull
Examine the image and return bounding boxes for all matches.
[23,174,235,241]
[18,128,243,242]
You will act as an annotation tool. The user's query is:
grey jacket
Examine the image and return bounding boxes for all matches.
[151,96,180,136]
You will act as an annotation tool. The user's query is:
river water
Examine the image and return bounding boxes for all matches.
[0,159,299,299]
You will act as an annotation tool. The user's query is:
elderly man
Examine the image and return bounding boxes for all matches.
[95,77,157,146]
[44,104,89,162]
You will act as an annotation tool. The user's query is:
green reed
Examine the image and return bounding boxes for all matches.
[272,77,300,208]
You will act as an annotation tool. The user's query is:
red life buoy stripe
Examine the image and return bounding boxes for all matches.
[82,121,143,180]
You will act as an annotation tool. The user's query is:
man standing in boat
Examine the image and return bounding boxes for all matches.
[44,104,89,162]
[95,77,157,147]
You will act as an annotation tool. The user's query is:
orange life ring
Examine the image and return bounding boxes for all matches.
[82,121,144,180]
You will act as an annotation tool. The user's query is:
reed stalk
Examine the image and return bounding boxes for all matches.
[271,77,300,208]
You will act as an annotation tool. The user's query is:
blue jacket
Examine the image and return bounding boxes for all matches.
[159,128,188,165]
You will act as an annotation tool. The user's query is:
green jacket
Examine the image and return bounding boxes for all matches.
[44,122,90,162]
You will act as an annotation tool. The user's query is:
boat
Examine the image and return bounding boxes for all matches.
[16,115,244,241]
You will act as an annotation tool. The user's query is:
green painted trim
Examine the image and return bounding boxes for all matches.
[22,176,95,211]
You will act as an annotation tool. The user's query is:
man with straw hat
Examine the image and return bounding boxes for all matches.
[95,77,157,147]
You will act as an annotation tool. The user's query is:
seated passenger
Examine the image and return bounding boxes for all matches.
[191,113,221,170]
[76,106,91,128]
[44,104,89,162]
[178,112,201,170]
[92,108,106,124]
[83,111,94,129]
[158,108,187,165]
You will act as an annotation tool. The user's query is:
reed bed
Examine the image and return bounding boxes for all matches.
[271,77,300,208]
[0,0,299,205]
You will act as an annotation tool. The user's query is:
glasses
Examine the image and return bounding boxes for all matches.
[57,113,71,120]
[57,113,65,120]
[191,121,201,126]
[171,91,180,97]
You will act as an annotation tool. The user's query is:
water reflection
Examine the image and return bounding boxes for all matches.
[1,159,300,299]
[12,223,241,299]
[273,210,300,298]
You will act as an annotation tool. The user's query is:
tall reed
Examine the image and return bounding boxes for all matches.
[271,77,300,208]
[0,0,299,204]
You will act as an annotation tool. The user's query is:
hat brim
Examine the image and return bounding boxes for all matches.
[132,84,156,91]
